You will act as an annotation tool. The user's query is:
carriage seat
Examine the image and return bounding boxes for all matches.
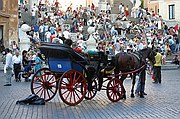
[101,66,115,75]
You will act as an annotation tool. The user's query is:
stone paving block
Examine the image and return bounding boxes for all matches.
[0,70,180,119]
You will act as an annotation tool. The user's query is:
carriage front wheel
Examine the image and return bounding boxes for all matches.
[31,68,58,102]
[106,78,123,102]
[59,70,86,106]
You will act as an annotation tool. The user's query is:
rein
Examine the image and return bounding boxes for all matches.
[107,64,146,78]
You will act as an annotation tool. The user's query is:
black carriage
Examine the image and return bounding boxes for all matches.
[31,43,124,106]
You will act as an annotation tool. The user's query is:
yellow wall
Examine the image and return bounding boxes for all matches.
[0,0,18,47]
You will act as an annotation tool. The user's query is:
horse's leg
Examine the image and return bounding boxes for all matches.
[120,74,127,99]
[140,70,146,98]
[131,73,136,98]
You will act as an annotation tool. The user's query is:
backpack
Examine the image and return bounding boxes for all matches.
[16,94,45,105]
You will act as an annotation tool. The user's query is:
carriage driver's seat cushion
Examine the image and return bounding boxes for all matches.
[101,66,115,75]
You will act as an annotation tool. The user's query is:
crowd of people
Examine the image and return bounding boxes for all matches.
[3,1,180,88]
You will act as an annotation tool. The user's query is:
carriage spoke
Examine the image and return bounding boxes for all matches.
[47,89,51,99]
[115,92,118,99]
[65,91,71,100]
[75,80,84,87]
[40,89,44,98]
[73,75,81,85]
[44,88,46,99]
[33,82,42,85]
[47,74,50,81]
[62,89,69,95]
[110,92,113,98]
[35,87,43,94]
[33,85,42,90]
[90,91,93,97]
[48,87,56,95]
[70,91,73,102]
[74,89,81,100]
[49,84,57,88]
[47,75,54,82]
[87,91,90,98]
[49,80,57,84]
[73,91,76,103]
[35,77,43,82]
[69,73,73,83]
[61,80,68,85]
[112,93,115,100]
[73,72,77,84]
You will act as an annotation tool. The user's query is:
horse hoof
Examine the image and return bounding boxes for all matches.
[131,94,135,98]
[120,95,126,99]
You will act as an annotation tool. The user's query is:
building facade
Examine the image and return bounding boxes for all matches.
[144,0,180,21]
[0,0,18,48]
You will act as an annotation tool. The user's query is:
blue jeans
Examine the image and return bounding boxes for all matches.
[170,44,175,54]
[39,32,44,42]
[135,71,145,94]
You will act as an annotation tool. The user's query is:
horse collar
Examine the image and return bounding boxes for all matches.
[132,52,141,61]
[133,52,146,65]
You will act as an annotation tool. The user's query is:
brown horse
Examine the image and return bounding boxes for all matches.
[114,47,156,98]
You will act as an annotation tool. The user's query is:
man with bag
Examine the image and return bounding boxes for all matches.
[4,48,13,86]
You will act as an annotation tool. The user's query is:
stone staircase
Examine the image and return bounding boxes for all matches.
[161,55,180,70]
[111,0,133,14]
[161,61,179,70]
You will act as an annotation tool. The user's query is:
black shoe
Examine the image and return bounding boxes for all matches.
[143,92,147,95]
[4,84,12,86]
[152,81,158,84]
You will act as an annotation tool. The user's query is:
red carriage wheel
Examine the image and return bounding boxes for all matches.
[31,68,58,102]
[84,77,98,100]
[106,78,123,102]
[59,70,86,106]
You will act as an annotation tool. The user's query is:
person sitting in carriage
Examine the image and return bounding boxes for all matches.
[22,50,36,74]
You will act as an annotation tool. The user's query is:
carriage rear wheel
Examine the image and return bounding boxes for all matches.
[106,78,123,102]
[59,70,86,106]
[31,68,58,102]
[84,77,98,100]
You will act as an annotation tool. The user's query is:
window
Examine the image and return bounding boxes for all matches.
[0,0,3,10]
[169,4,175,19]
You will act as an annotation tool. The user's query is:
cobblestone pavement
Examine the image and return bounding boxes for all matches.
[0,70,180,119]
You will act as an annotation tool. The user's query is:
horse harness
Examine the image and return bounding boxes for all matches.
[131,51,146,71]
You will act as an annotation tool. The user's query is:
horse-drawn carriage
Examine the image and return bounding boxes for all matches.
[31,43,156,106]
[31,43,123,106]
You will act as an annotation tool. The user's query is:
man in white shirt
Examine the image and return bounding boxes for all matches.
[4,48,13,86]
[31,10,36,25]
[32,3,38,12]
[39,23,45,42]
[63,30,70,39]
[119,3,122,14]
[45,30,51,42]
[12,50,22,82]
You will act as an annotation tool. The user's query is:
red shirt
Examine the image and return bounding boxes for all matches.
[50,35,56,42]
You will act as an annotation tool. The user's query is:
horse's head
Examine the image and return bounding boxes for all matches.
[147,48,157,64]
